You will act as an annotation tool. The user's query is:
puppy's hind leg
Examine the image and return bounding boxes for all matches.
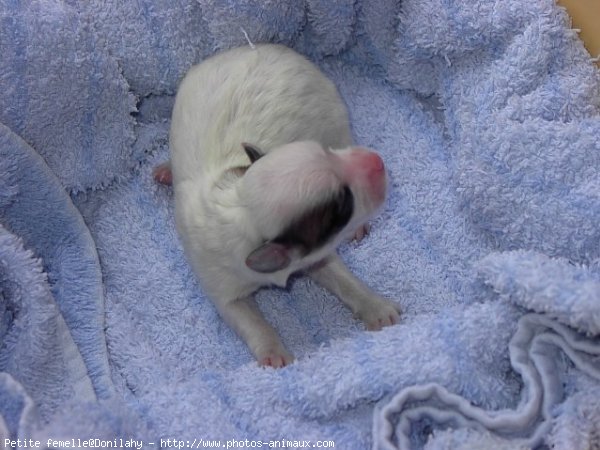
[153,161,173,185]
[308,255,401,331]
[215,296,294,368]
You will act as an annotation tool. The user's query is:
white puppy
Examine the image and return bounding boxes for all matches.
[154,44,400,367]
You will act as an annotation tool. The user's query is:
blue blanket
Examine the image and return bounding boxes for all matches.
[1,0,600,448]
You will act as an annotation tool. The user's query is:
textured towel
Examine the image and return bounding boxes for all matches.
[1,0,599,449]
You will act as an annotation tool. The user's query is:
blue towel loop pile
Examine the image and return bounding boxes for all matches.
[1,1,599,448]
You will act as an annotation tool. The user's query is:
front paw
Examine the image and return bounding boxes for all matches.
[257,348,294,368]
[355,298,401,331]
[253,339,294,368]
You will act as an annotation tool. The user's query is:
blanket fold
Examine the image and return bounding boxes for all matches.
[0,123,113,405]
[374,314,600,450]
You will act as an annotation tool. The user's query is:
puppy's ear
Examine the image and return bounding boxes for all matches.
[245,241,293,273]
[242,142,263,164]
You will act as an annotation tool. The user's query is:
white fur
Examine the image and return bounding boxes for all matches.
[168,44,400,367]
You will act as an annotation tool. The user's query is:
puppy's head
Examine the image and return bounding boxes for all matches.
[237,141,387,274]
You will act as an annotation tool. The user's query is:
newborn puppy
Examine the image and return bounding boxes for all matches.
[157,44,400,367]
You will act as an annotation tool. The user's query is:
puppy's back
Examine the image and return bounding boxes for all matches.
[169,44,352,183]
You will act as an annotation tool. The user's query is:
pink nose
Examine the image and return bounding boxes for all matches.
[358,152,386,203]
[340,148,387,204]
[340,148,386,185]
[364,151,385,174]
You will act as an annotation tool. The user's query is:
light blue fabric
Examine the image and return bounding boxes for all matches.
[1,0,599,449]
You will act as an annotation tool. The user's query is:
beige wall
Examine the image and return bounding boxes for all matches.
[558,0,600,66]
